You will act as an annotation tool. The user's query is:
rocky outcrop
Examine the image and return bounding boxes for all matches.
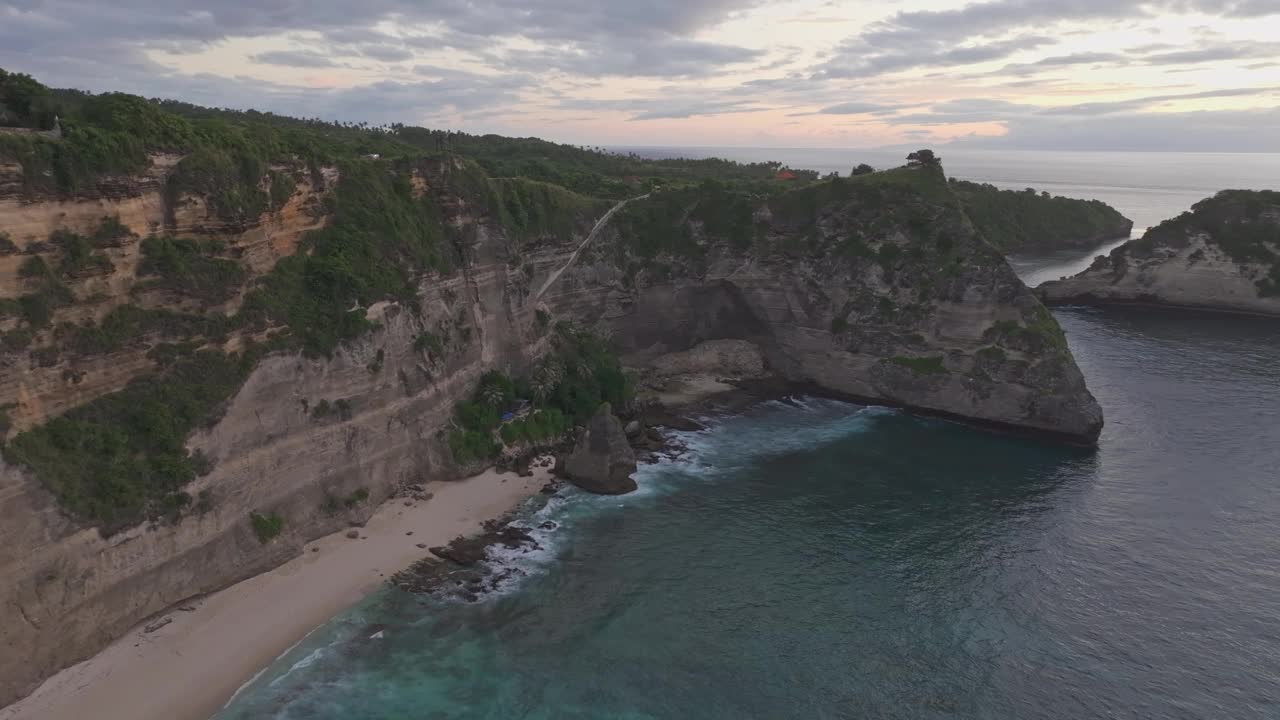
[562,403,638,495]
[1038,190,1280,316]
[542,167,1103,444]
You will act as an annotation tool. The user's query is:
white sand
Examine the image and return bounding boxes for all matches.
[1,466,549,720]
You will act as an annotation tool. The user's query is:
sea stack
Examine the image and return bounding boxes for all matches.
[563,403,638,495]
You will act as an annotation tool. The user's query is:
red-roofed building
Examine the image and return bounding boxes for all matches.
[775,169,797,180]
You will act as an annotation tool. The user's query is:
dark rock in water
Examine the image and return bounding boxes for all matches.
[391,513,542,598]
[564,403,638,495]
[540,480,561,495]
[641,407,705,432]
[624,420,642,437]
[430,537,487,566]
[539,521,557,530]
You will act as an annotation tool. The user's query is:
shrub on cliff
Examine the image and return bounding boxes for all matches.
[243,160,453,357]
[3,350,257,534]
[250,511,285,543]
[137,236,246,304]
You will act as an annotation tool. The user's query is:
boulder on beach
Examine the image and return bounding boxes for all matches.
[564,403,637,495]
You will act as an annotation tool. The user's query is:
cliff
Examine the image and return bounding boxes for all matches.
[949,179,1133,253]
[0,70,1104,710]
[543,167,1102,442]
[1038,190,1280,316]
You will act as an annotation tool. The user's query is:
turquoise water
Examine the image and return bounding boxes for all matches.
[217,307,1280,719]
[217,154,1280,719]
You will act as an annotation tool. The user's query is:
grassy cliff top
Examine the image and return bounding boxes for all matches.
[949,179,1132,252]
[0,68,811,200]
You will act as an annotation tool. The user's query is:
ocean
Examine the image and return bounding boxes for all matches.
[216,151,1280,720]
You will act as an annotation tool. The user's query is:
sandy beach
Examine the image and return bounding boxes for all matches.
[1,466,550,720]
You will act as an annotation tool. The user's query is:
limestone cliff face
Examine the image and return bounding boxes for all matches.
[0,161,1102,709]
[1038,190,1280,316]
[0,226,556,708]
[0,154,335,435]
[542,168,1102,442]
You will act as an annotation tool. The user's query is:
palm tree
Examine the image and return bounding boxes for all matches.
[481,383,506,408]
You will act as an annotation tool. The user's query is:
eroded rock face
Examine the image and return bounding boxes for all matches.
[563,403,638,495]
[544,167,1104,444]
[1038,190,1280,317]
[648,338,765,378]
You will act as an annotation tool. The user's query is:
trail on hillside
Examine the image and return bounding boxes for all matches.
[533,193,649,301]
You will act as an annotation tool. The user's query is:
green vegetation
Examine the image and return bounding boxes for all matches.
[977,346,1007,364]
[137,236,247,304]
[0,231,17,255]
[92,215,134,247]
[398,129,812,200]
[1124,190,1280,295]
[167,145,270,224]
[2,350,256,534]
[447,325,631,465]
[414,331,444,358]
[18,255,51,279]
[269,170,296,209]
[13,253,75,329]
[63,304,231,356]
[499,408,570,445]
[243,160,452,357]
[484,177,602,240]
[0,75,194,193]
[311,398,354,421]
[888,355,948,375]
[950,179,1131,253]
[51,229,112,276]
[986,305,1069,353]
[321,487,370,515]
[250,511,284,543]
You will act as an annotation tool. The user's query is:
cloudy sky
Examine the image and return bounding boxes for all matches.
[2,0,1279,150]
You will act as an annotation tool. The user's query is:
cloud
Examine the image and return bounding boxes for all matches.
[250,50,341,68]
[813,101,899,115]
[501,38,764,78]
[810,0,1280,80]
[554,94,768,120]
[958,106,1280,151]
[354,44,415,63]
[1140,41,1280,65]
[0,0,768,86]
[815,33,1053,79]
[1038,87,1280,115]
[0,0,1277,150]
